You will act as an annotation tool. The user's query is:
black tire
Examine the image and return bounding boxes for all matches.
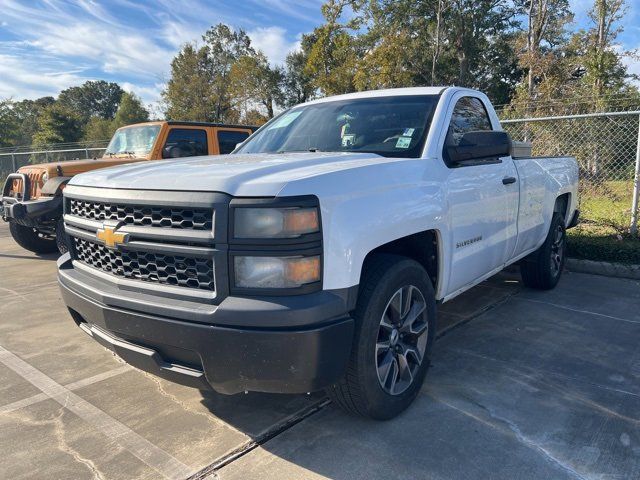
[520,212,566,290]
[326,254,437,420]
[9,221,58,254]
[56,217,69,254]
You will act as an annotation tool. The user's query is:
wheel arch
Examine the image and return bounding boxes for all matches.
[554,192,571,224]
[359,229,442,299]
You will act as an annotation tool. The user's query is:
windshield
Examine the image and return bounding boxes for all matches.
[105,125,161,156]
[237,95,439,158]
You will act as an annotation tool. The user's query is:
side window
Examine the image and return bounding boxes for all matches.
[162,128,208,158]
[217,130,251,155]
[446,97,493,147]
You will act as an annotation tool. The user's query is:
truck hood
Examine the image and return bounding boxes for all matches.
[69,152,390,196]
[18,156,149,177]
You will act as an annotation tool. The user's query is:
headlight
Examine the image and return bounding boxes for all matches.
[234,255,321,288]
[234,207,319,238]
[41,171,49,183]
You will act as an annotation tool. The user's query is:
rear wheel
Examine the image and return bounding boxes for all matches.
[326,254,436,420]
[520,212,566,290]
[9,221,58,254]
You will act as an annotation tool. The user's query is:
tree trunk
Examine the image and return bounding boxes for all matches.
[431,0,443,85]
[527,0,535,102]
[594,0,607,96]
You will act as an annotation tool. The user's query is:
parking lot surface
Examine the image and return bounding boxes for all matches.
[1,221,638,480]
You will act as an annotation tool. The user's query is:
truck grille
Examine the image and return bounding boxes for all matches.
[73,237,214,291]
[69,199,213,230]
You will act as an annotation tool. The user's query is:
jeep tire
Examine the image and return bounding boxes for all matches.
[9,221,59,254]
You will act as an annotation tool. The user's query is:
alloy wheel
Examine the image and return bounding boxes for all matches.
[375,285,429,395]
[550,224,565,276]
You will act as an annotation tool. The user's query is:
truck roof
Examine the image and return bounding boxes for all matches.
[119,121,258,131]
[165,121,258,130]
[299,86,450,107]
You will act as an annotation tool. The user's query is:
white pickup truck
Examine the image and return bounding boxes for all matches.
[58,87,579,419]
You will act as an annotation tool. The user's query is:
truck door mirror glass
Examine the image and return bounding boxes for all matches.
[446,130,511,166]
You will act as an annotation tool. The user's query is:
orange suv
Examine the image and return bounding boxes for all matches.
[1,121,256,254]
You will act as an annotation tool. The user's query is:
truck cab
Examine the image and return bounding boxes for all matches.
[2,121,256,254]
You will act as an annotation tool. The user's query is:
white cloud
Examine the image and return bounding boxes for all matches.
[121,81,166,108]
[161,21,203,49]
[0,0,318,105]
[248,26,300,65]
[621,54,640,87]
[0,54,88,99]
[29,25,172,78]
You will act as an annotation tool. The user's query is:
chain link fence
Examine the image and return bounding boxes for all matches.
[2,113,639,235]
[501,111,640,236]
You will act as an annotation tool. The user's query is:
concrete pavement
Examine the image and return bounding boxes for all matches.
[1,220,638,480]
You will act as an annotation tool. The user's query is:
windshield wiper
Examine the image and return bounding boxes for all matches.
[276,148,328,154]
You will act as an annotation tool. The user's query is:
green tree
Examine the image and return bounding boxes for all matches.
[163,23,256,122]
[304,1,364,96]
[32,104,83,145]
[310,0,519,101]
[283,50,316,107]
[163,43,214,121]
[83,117,116,142]
[0,99,19,147]
[58,80,124,120]
[114,92,149,127]
[584,0,628,99]
[229,53,284,119]
[8,97,56,146]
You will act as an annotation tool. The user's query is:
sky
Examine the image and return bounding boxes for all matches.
[0,0,639,111]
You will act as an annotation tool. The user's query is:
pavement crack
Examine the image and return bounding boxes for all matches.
[6,407,107,480]
[481,408,589,480]
[140,371,244,434]
[429,392,589,480]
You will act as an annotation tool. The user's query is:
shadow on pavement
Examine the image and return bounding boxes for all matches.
[197,272,640,480]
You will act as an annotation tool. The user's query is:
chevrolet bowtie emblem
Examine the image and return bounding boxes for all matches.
[96,226,127,249]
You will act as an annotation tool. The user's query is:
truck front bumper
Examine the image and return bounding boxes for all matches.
[58,254,355,395]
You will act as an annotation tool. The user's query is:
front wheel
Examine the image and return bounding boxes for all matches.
[9,221,58,254]
[326,254,436,420]
[520,212,567,290]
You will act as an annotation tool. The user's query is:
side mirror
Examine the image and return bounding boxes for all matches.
[446,130,511,165]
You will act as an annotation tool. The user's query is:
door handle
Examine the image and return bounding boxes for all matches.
[502,176,517,185]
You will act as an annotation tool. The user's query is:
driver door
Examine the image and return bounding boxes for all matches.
[161,127,208,159]
[444,96,518,294]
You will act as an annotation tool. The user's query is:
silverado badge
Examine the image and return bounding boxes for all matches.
[96,226,127,249]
